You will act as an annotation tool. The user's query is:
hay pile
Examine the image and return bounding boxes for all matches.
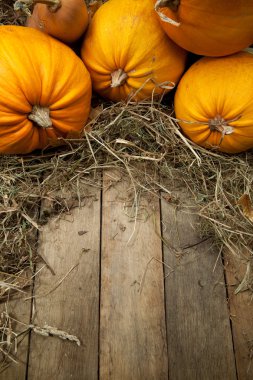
[1,100,253,290]
[1,0,253,370]
[0,0,25,24]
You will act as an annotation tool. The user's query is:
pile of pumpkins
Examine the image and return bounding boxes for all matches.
[1,0,253,154]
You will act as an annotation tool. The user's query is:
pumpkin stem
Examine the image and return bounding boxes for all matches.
[14,0,61,16]
[208,115,235,135]
[111,69,128,88]
[28,105,52,128]
[208,115,234,146]
[155,0,180,27]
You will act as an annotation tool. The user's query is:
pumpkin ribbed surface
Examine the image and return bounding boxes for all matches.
[81,0,187,102]
[174,52,253,153]
[0,26,91,154]
[155,0,253,56]
[25,0,89,43]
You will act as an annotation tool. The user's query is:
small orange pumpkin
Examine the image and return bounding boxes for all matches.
[154,0,253,56]
[81,0,187,102]
[15,0,89,43]
[0,26,91,154]
[174,52,253,153]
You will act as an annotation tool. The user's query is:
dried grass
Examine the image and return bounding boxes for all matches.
[1,99,252,282]
[0,0,25,24]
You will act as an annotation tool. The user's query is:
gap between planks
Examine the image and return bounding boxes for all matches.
[224,251,253,380]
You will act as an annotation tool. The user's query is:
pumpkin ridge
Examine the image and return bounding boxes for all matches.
[0,26,91,154]
[82,0,186,102]
[154,0,253,56]
[17,0,89,44]
[0,44,42,118]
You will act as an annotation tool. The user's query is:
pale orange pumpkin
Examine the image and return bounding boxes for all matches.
[81,0,187,102]
[174,52,253,153]
[0,26,91,154]
[14,0,89,43]
[154,0,253,56]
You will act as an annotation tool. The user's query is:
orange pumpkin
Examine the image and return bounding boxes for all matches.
[15,0,89,43]
[81,0,187,102]
[174,52,253,153]
[0,26,91,154]
[154,0,253,56]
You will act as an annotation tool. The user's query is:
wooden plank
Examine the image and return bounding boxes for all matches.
[225,253,253,380]
[161,193,237,380]
[0,219,36,378]
[100,169,168,380]
[0,293,32,379]
[27,184,101,380]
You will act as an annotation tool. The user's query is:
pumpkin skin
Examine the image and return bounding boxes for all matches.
[174,52,253,153]
[81,0,187,102]
[154,0,253,56]
[0,26,91,155]
[25,0,89,43]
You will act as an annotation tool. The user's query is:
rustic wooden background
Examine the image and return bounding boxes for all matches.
[1,168,253,380]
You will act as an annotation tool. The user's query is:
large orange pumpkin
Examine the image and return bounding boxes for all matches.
[0,26,91,155]
[15,0,89,43]
[154,0,253,56]
[174,52,253,153]
[81,0,187,102]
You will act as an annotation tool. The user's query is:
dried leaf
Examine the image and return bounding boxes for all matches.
[244,48,253,55]
[6,320,12,347]
[237,194,253,222]
[88,105,103,123]
[31,324,81,346]
[0,281,27,294]
[235,262,252,294]
[21,212,41,230]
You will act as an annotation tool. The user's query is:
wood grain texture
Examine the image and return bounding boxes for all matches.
[225,252,253,380]
[0,294,31,380]
[161,194,237,380]
[27,187,101,380]
[100,169,168,380]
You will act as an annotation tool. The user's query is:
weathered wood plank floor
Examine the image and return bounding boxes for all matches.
[2,169,253,380]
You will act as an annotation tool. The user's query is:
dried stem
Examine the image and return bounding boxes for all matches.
[111,69,128,88]
[155,0,180,27]
[28,105,52,128]
[14,0,61,16]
